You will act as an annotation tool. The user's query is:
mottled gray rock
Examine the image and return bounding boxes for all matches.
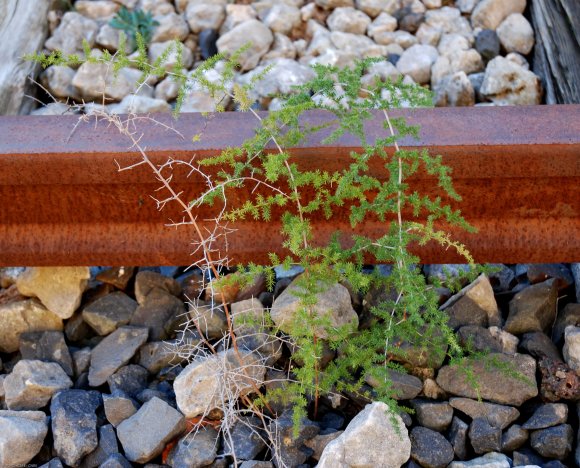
[475,29,500,62]
[19,330,73,376]
[151,12,189,42]
[107,365,148,398]
[449,398,519,430]
[449,452,511,468]
[137,341,183,374]
[217,20,273,71]
[436,353,537,406]
[65,310,91,342]
[519,332,561,361]
[471,0,526,30]
[0,410,48,468]
[224,416,266,460]
[501,424,528,452]
[88,326,149,387]
[134,270,181,304]
[103,391,139,427]
[304,430,343,461]
[16,267,90,320]
[410,426,454,468]
[189,301,228,339]
[167,427,219,467]
[316,0,355,9]
[396,44,438,84]
[457,326,503,353]
[4,360,73,410]
[488,327,519,354]
[440,274,500,329]
[366,369,423,400]
[130,288,185,341]
[261,3,301,35]
[39,458,65,468]
[0,299,62,353]
[563,326,580,372]
[480,57,542,106]
[51,389,101,466]
[572,263,580,302]
[117,397,185,463]
[523,403,568,430]
[82,292,137,336]
[174,349,266,418]
[45,12,99,55]
[496,13,534,55]
[504,280,557,335]
[109,95,172,115]
[96,23,129,52]
[317,402,410,468]
[530,424,573,460]
[410,399,453,431]
[469,417,501,454]
[434,71,475,107]
[424,6,472,38]
[186,3,225,33]
[30,103,72,116]
[81,423,119,468]
[449,416,469,460]
[100,453,133,468]
[553,303,580,346]
[327,7,371,34]
[41,66,77,100]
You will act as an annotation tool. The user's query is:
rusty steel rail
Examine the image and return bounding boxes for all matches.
[0,105,579,266]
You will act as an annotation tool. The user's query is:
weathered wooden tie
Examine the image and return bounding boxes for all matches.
[0,105,578,266]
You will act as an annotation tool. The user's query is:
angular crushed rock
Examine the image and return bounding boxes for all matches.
[0,410,48,468]
[19,330,73,376]
[82,291,138,335]
[449,397,519,430]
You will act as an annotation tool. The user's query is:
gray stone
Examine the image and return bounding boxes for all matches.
[530,424,573,460]
[100,453,133,468]
[480,57,542,106]
[16,267,90,320]
[434,71,475,107]
[424,6,472,38]
[0,299,63,353]
[553,303,580,346]
[65,310,91,343]
[469,417,501,454]
[81,424,119,468]
[449,398,519,430]
[410,426,454,468]
[41,66,77,100]
[224,416,266,460]
[137,341,183,374]
[30,103,72,116]
[410,399,453,431]
[75,0,120,19]
[457,326,503,353]
[475,29,500,62]
[572,263,580,302]
[82,292,137,336]
[440,274,500,329]
[270,279,358,339]
[0,410,48,468]
[512,447,546,466]
[471,0,526,30]
[167,427,219,467]
[39,458,65,468]
[519,332,561,361]
[109,95,172,115]
[130,288,185,341]
[150,12,189,42]
[504,280,557,335]
[317,402,410,468]
[186,3,225,33]
[96,23,129,52]
[45,12,99,55]
[304,430,343,461]
[134,270,181,304]
[487,327,519,354]
[449,416,469,460]
[496,13,534,55]
[327,7,371,34]
[448,452,511,468]
[88,326,149,387]
[117,397,185,463]
[19,330,73,376]
[436,353,537,406]
[316,0,355,8]
[107,365,148,398]
[501,424,527,452]
[148,41,194,72]
[563,326,580,372]
[51,389,101,466]
[523,403,568,430]
[174,349,266,418]
[4,360,73,410]
[366,369,423,400]
[261,4,301,35]
[527,264,574,291]
[189,301,228,339]
[217,20,274,71]
[103,391,139,427]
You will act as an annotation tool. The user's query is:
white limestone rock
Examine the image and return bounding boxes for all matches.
[75,0,120,20]
[471,0,527,30]
[45,12,99,55]
[0,411,49,468]
[186,3,226,33]
[396,44,439,84]
[261,3,302,35]
[217,19,274,71]
[434,71,475,107]
[316,0,355,9]
[480,56,542,105]
[220,4,257,34]
[150,13,189,42]
[41,66,77,100]
[563,326,580,372]
[148,40,194,71]
[497,13,534,55]
[355,0,399,17]
[108,95,171,114]
[327,7,371,35]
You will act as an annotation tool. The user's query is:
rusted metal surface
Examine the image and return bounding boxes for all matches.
[0,105,578,266]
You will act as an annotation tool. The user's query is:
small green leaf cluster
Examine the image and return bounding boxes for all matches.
[109,7,159,45]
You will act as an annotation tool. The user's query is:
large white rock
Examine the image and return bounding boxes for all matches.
[355,0,399,17]
[16,267,89,320]
[186,3,226,33]
[367,12,398,40]
[496,13,534,55]
[471,0,526,30]
[434,71,475,107]
[148,40,194,71]
[41,66,78,100]
[480,56,542,105]
[424,7,473,40]
[317,401,411,467]
[174,349,266,418]
[151,13,190,42]
[220,4,257,34]
[327,7,372,34]
[563,326,580,372]
[217,19,274,71]
[75,0,120,20]
[45,12,99,55]
[0,0,50,114]
[396,44,439,84]
[0,411,49,468]
[261,3,302,35]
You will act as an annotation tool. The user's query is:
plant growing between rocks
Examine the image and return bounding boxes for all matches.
[28,36,494,465]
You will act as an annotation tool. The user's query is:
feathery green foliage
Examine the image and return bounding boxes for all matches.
[109,7,159,45]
